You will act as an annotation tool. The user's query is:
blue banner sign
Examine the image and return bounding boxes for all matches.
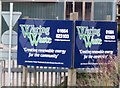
[74,21,117,68]
[17,19,73,67]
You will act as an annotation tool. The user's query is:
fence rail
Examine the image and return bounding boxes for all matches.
[0,60,68,86]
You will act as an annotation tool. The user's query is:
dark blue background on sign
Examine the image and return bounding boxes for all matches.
[17,19,73,68]
[74,21,117,68]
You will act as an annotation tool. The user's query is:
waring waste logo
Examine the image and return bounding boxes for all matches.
[76,26,102,48]
[20,24,52,46]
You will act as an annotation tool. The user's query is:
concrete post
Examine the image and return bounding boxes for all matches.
[91,0,94,21]
[22,16,29,86]
[64,0,66,20]
[82,0,85,20]
[67,69,76,86]
[22,66,28,86]
[67,12,78,87]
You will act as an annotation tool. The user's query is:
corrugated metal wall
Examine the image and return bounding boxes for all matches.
[2,2,64,19]
[2,2,64,34]
[2,2,114,34]
[94,2,113,20]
